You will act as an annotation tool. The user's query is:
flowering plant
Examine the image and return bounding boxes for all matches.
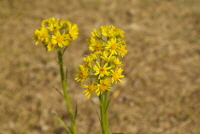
[33,17,78,51]
[75,25,127,134]
[33,18,127,134]
[33,18,78,134]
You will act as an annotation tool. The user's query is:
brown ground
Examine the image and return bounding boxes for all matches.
[0,0,200,134]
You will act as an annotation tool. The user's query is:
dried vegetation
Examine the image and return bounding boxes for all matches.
[0,0,200,134]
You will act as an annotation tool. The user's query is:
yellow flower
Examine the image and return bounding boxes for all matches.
[100,51,114,62]
[33,29,41,45]
[114,27,125,38]
[60,20,70,25]
[100,25,115,38]
[47,41,55,51]
[52,31,70,47]
[91,29,101,38]
[106,38,120,55]
[94,62,112,79]
[87,52,99,61]
[40,27,49,42]
[111,68,124,84]
[113,57,123,67]
[103,77,112,85]
[118,41,128,57]
[68,22,79,40]
[89,38,103,52]
[83,56,93,68]
[47,18,62,31]
[41,19,49,26]
[83,82,97,98]
[96,78,111,96]
[75,65,88,82]
[74,25,127,98]
[33,18,78,51]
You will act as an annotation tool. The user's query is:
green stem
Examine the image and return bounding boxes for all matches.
[104,90,109,133]
[99,91,110,134]
[100,94,105,134]
[57,48,77,134]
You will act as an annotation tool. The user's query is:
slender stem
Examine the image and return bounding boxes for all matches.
[100,93,106,134]
[57,48,77,134]
[99,91,110,134]
[104,90,109,133]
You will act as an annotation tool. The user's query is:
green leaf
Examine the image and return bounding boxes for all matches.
[104,98,111,113]
[62,46,68,55]
[53,86,64,97]
[74,104,78,120]
[56,114,71,134]
[95,107,102,126]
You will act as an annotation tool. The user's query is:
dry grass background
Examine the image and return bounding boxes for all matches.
[0,0,200,134]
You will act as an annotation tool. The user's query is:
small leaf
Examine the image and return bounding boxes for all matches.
[95,107,101,126]
[56,114,71,133]
[104,98,111,113]
[62,46,68,55]
[74,104,78,120]
[53,86,64,97]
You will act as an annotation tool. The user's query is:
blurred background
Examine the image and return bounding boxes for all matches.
[0,0,200,134]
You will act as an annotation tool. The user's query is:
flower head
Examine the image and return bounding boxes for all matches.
[105,38,120,55]
[83,56,93,68]
[46,18,62,31]
[111,68,124,84]
[67,22,79,40]
[47,42,55,51]
[118,41,128,57]
[94,62,112,79]
[33,29,41,45]
[51,31,70,47]
[83,82,97,98]
[75,25,127,98]
[100,51,114,62]
[96,78,111,96]
[40,27,49,42]
[91,29,101,38]
[113,57,123,67]
[88,38,104,52]
[33,18,78,51]
[100,25,115,38]
[75,65,88,83]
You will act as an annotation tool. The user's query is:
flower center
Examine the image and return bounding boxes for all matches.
[99,68,105,73]
[56,35,63,42]
[111,43,117,50]
[88,85,95,92]
[94,44,101,51]
[53,26,57,30]
[113,72,119,80]
[80,72,87,79]
[100,84,107,91]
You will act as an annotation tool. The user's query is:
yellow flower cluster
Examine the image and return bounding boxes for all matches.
[75,25,128,98]
[33,18,78,51]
